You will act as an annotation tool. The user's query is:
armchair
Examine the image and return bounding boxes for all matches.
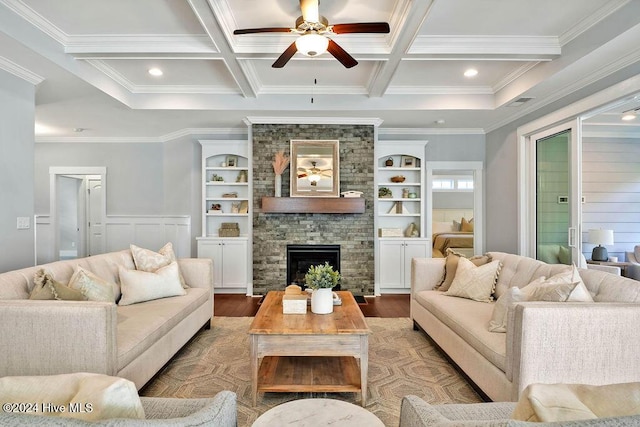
[625,245,640,280]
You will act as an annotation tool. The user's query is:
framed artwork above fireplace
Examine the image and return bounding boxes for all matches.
[290,139,339,197]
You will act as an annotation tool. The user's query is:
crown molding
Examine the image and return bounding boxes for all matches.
[0,0,67,44]
[0,55,44,84]
[379,127,485,135]
[245,116,384,126]
[35,127,247,144]
[408,35,560,56]
[558,0,630,46]
[386,85,493,95]
[64,34,218,54]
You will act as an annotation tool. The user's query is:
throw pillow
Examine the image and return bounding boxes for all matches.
[521,265,593,302]
[118,262,186,306]
[438,249,492,292]
[445,258,502,302]
[488,286,527,333]
[461,217,474,232]
[130,242,188,288]
[528,281,579,302]
[558,245,571,265]
[29,269,86,301]
[68,266,116,302]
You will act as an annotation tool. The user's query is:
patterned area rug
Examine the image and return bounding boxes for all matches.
[141,317,481,427]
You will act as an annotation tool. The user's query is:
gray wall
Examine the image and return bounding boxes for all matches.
[35,143,164,215]
[0,70,35,271]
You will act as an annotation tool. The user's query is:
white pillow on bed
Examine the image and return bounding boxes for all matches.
[433,221,455,234]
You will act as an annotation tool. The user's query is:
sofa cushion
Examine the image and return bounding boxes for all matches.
[445,259,501,302]
[439,250,492,292]
[489,252,572,299]
[116,287,209,370]
[578,268,640,302]
[69,266,116,303]
[414,290,506,372]
[522,266,593,302]
[118,263,186,306]
[489,286,528,333]
[29,269,86,301]
[131,243,187,289]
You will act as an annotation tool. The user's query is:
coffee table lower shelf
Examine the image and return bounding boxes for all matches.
[257,355,361,394]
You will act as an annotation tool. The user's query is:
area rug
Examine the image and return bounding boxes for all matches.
[141,317,481,426]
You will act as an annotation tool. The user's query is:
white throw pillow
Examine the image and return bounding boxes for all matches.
[118,262,186,306]
[68,266,116,302]
[488,286,528,333]
[445,258,502,302]
[130,243,188,288]
[521,265,593,302]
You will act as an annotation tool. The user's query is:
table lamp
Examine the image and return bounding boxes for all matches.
[588,229,614,261]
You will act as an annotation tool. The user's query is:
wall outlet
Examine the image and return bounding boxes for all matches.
[16,217,30,229]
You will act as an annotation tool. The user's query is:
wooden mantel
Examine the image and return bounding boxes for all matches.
[261,197,365,214]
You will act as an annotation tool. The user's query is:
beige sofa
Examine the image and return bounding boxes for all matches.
[0,249,213,389]
[411,252,640,402]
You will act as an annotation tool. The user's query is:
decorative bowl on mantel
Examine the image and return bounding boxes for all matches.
[390,175,406,183]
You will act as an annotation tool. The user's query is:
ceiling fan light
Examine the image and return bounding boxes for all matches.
[295,33,329,57]
[308,173,322,184]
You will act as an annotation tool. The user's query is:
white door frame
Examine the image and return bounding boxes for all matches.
[50,167,107,260]
[425,161,484,255]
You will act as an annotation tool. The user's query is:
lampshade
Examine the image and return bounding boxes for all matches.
[588,229,614,246]
[295,33,329,57]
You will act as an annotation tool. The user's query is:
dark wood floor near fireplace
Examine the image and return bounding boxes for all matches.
[214,294,410,318]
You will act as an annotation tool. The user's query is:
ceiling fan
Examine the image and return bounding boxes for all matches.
[297,161,332,185]
[233,0,390,68]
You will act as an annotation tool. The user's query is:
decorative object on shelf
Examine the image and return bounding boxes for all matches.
[378,187,392,198]
[402,188,409,198]
[385,157,394,167]
[218,222,239,237]
[388,202,408,214]
[239,200,249,214]
[208,203,222,214]
[408,192,417,199]
[282,285,307,314]
[341,191,363,198]
[225,155,238,167]
[378,228,403,237]
[405,222,420,237]
[222,192,238,198]
[390,175,405,183]
[589,229,614,261]
[210,174,224,182]
[231,202,240,214]
[272,150,290,198]
[305,262,341,315]
[236,170,247,183]
[401,156,416,168]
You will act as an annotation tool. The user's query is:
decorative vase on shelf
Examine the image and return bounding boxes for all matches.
[274,174,282,197]
[311,288,333,314]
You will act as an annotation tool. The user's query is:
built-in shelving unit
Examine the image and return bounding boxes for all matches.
[374,141,430,294]
[197,140,252,294]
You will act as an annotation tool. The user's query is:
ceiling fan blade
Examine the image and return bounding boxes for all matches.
[331,22,390,34]
[300,0,320,23]
[272,42,298,68]
[233,27,292,35]
[327,39,357,68]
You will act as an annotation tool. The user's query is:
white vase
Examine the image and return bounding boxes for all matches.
[310,288,334,314]
[274,174,282,197]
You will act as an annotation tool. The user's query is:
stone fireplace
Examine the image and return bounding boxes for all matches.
[252,123,375,295]
[287,244,341,289]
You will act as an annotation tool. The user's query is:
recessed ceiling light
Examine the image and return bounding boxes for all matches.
[148,68,163,77]
[73,127,84,133]
[622,112,636,121]
[464,68,478,78]
[435,119,446,125]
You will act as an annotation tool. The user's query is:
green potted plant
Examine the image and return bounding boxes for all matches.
[305,262,341,314]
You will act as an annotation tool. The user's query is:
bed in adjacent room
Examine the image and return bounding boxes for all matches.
[431,209,474,257]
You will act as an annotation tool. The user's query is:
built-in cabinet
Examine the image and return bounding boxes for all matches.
[197,140,252,294]
[374,141,430,294]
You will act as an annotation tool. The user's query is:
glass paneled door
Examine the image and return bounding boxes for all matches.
[528,122,582,264]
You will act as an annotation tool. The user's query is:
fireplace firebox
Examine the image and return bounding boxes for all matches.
[286,244,341,290]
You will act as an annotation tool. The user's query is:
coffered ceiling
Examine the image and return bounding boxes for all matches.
[0,0,639,139]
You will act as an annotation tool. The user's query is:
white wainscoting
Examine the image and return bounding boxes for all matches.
[35,215,191,265]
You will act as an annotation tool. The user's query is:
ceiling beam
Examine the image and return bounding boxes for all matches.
[187,0,256,98]
[368,0,434,98]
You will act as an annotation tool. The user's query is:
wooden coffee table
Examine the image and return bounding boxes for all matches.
[249,291,371,406]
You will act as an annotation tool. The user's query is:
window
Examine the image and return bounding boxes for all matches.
[432,175,473,191]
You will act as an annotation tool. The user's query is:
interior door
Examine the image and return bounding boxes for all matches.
[530,122,582,264]
[87,178,103,256]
